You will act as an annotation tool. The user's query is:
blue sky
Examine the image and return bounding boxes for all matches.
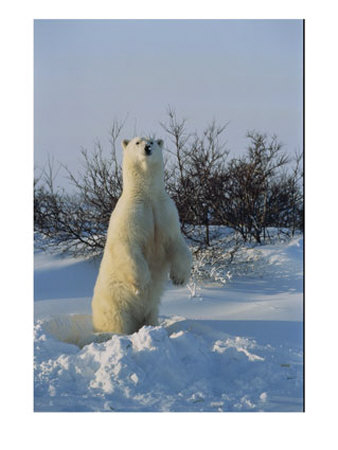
[34,20,303,186]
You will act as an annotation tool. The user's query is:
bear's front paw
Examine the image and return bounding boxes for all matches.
[170,272,189,286]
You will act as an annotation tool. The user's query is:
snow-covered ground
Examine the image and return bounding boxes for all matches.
[34,236,303,412]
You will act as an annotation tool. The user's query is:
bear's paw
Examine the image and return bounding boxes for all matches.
[170,272,189,286]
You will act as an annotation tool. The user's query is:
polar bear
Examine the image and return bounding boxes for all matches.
[91,137,192,334]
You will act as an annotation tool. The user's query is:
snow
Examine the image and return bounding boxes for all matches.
[34,236,303,412]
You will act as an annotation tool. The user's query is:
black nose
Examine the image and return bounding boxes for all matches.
[145,144,151,155]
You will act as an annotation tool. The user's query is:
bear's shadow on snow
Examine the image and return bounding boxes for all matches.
[224,269,303,297]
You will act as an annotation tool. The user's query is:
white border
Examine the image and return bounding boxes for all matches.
[1,1,338,449]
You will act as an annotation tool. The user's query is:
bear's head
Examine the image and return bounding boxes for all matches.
[121,137,165,191]
[122,137,164,171]
[122,137,163,163]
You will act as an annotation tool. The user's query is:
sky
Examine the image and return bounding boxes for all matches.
[34,19,303,188]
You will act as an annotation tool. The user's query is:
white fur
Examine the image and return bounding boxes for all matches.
[91,137,192,334]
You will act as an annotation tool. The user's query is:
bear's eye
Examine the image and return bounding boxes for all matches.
[136,141,140,145]
[150,141,153,145]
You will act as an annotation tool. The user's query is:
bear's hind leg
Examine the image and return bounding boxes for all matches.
[93,303,138,335]
[144,306,159,327]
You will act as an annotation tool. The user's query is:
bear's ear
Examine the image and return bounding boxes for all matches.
[122,139,130,150]
[157,139,164,148]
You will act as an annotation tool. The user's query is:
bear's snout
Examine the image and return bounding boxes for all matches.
[144,144,152,155]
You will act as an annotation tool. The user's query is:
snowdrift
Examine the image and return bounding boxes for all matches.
[34,314,303,412]
[34,235,303,412]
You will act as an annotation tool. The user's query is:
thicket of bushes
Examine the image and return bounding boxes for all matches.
[34,109,303,257]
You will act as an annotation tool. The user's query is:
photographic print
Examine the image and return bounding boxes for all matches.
[34,19,304,412]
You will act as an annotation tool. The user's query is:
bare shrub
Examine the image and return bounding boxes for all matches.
[34,112,303,257]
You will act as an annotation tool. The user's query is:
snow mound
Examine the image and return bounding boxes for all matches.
[34,234,303,412]
[34,315,303,412]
